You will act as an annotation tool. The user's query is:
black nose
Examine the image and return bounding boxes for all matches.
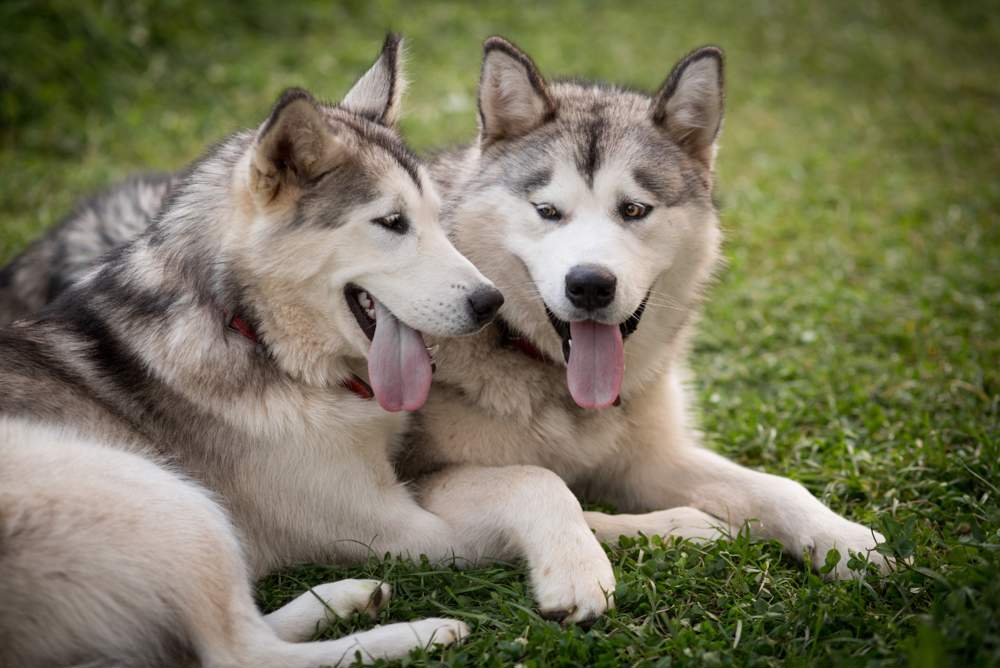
[565,264,617,311]
[467,286,504,326]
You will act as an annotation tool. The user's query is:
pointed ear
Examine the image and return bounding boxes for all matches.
[650,46,724,167]
[478,36,556,147]
[250,88,344,201]
[341,33,405,127]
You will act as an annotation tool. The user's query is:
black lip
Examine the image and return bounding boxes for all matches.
[546,292,650,363]
[344,283,376,341]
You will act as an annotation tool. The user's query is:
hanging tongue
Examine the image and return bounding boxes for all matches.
[368,300,432,412]
[566,320,624,409]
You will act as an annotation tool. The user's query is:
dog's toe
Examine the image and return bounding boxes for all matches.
[800,521,894,579]
[407,618,471,647]
[309,579,392,618]
[532,545,615,626]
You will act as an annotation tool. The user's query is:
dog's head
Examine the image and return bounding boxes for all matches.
[239,36,501,411]
[449,37,724,409]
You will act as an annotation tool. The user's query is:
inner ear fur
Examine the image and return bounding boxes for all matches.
[478,36,556,147]
[341,33,406,127]
[650,46,725,167]
[251,88,342,200]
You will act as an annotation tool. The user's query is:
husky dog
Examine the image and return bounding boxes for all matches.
[399,37,891,580]
[0,37,622,668]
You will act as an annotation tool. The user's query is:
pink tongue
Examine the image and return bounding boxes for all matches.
[368,300,432,412]
[567,320,624,409]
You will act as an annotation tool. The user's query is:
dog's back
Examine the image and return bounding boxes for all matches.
[0,174,172,326]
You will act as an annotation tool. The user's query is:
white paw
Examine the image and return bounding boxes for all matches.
[643,507,736,543]
[796,519,892,579]
[307,579,392,619]
[404,618,471,648]
[264,579,393,642]
[531,528,616,624]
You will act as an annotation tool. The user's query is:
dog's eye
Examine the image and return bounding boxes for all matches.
[619,201,652,221]
[372,213,409,234]
[533,203,563,221]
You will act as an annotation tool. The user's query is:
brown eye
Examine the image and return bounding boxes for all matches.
[372,212,409,234]
[533,203,563,221]
[620,201,651,221]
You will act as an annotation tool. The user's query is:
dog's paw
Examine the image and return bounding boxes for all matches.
[796,519,892,579]
[531,528,616,624]
[307,579,392,619]
[404,618,471,648]
[263,579,392,642]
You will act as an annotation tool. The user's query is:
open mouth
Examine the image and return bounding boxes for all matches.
[343,283,433,413]
[545,293,649,363]
[545,293,649,410]
[345,284,378,340]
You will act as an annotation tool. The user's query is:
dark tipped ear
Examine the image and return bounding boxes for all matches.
[250,88,344,201]
[341,33,405,127]
[650,46,724,167]
[478,36,556,147]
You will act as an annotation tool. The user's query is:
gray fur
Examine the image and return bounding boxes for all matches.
[0,174,175,325]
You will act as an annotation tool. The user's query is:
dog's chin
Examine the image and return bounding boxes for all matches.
[544,293,649,363]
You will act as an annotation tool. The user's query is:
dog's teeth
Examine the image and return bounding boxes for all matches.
[356,290,376,320]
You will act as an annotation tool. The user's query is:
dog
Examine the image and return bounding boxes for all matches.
[398,37,892,581]
[0,36,621,668]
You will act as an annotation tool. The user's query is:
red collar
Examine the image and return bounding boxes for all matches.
[225,310,373,401]
[496,318,552,364]
[227,313,259,343]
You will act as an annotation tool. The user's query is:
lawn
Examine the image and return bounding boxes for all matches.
[2,1,998,665]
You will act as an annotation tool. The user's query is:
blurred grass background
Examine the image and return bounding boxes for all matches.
[1,1,998,665]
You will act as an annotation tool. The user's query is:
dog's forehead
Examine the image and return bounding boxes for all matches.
[319,105,423,190]
[551,86,681,176]
[484,85,703,203]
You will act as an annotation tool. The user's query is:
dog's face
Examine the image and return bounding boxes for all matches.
[449,38,724,408]
[242,37,501,411]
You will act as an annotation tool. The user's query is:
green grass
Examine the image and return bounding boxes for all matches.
[2,1,998,665]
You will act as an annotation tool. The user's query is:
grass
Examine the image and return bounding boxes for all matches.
[2,1,998,665]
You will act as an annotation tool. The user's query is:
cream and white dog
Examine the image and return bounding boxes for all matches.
[402,37,891,582]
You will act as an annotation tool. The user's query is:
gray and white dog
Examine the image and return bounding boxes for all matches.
[0,37,629,668]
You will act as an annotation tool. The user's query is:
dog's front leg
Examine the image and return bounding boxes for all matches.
[582,381,891,579]
[416,464,615,624]
[603,436,891,578]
